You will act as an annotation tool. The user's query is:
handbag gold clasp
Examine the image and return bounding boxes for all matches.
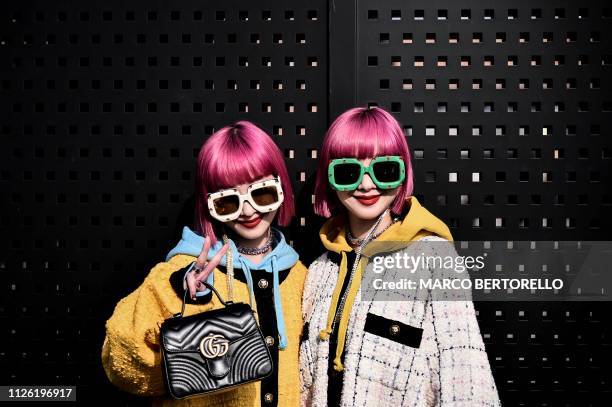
[199,333,229,358]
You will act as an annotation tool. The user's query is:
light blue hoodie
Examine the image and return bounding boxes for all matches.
[165,226,299,349]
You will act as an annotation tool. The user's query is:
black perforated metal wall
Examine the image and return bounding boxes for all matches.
[1,1,611,405]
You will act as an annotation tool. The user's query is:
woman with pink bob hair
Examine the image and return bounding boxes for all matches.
[300,107,500,406]
[313,106,414,218]
[194,120,295,244]
[102,121,308,407]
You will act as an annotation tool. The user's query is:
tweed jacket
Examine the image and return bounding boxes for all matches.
[299,236,501,407]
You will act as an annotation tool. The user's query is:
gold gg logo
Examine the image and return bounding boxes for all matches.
[199,334,229,358]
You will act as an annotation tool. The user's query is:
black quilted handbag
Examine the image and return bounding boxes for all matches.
[159,279,273,399]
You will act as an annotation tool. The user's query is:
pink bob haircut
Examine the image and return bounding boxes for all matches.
[314,106,414,218]
[194,121,295,244]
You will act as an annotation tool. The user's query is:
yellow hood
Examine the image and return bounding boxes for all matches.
[319,195,453,253]
[317,195,453,372]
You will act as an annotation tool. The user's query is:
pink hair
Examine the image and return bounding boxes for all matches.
[194,121,295,244]
[314,107,414,218]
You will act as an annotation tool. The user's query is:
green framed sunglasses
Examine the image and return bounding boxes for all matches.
[328,155,406,191]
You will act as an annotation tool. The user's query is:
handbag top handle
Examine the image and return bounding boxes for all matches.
[175,233,241,318]
[177,279,232,318]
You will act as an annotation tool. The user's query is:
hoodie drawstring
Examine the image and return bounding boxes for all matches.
[272,255,288,350]
[319,209,388,371]
[238,255,288,350]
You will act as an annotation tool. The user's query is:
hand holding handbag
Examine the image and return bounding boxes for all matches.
[159,273,273,399]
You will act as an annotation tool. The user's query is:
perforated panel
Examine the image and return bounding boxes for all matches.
[1,0,611,405]
[329,1,612,405]
[334,1,612,239]
[0,1,327,403]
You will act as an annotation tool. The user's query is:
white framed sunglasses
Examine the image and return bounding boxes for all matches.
[207,176,284,222]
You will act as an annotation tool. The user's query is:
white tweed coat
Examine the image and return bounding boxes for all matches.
[299,236,501,407]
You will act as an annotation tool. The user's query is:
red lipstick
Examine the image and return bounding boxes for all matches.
[354,194,380,206]
[238,216,262,229]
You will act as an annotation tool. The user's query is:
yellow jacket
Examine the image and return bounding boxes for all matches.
[101,249,307,407]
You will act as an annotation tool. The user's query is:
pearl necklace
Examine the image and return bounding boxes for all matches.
[346,216,399,247]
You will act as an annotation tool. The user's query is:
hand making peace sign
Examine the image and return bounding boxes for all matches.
[184,238,230,301]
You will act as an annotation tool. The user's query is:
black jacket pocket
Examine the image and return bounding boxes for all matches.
[300,322,310,343]
[363,312,423,348]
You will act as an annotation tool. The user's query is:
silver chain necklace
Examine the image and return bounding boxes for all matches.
[346,215,399,247]
[236,228,275,255]
[331,209,388,333]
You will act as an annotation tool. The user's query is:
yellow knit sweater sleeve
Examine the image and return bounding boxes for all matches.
[101,254,209,396]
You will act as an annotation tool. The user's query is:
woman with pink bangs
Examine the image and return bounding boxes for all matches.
[299,107,500,406]
[102,121,307,407]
